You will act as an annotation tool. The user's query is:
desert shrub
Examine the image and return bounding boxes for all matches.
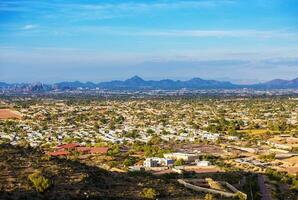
[290,179,298,191]
[204,193,214,200]
[236,191,247,200]
[123,157,136,167]
[174,159,184,166]
[107,144,120,156]
[258,153,275,161]
[28,171,50,193]
[141,187,158,199]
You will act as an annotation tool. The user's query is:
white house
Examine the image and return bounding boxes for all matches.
[196,160,211,166]
[163,152,200,162]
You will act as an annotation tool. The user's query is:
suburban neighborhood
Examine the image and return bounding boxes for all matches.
[0,97,297,199]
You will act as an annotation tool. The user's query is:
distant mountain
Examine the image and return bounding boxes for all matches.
[182,78,236,89]
[253,78,298,89]
[98,75,238,90]
[124,75,146,85]
[98,76,146,89]
[0,82,10,88]
[0,76,297,91]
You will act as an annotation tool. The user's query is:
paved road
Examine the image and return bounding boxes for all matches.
[258,174,272,200]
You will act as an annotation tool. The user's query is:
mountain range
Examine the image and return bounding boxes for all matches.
[0,76,298,92]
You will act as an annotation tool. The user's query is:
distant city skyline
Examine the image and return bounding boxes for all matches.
[1,0,298,83]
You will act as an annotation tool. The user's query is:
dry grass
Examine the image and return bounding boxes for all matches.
[238,129,269,135]
[279,156,298,175]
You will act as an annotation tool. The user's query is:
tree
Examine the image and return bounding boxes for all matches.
[291,179,298,190]
[227,124,237,134]
[146,128,154,134]
[123,157,136,167]
[148,135,162,145]
[108,144,120,156]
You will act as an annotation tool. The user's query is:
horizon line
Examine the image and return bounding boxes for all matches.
[1,75,297,85]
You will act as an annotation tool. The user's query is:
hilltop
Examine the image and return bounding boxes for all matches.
[0,144,196,200]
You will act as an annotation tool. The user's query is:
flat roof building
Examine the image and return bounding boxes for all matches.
[163,152,199,162]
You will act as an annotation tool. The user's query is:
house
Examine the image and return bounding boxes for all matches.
[47,151,70,157]
[163,152,199,162]
[144,158,159,167]
[226,136,239,141]
[267,141,293,151]
[47,143,109,156]
[89,147,109,154]
[76,147,91,153]
[143,157,174,168]
[202,133,220,141]
[76,146,109,154]
[228,146,257,153]
[56,143,80,150]
[196,160,211,166]
[161,158,174,166]
[128,166,145,172]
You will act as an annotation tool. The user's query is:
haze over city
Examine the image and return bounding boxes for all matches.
[1,0,298,83]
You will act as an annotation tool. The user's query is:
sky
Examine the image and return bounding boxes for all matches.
[0,0,298,84]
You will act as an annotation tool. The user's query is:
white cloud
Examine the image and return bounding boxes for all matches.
[0,0,235,20]
[90,27,298,40]
[20,24,296,39]
[126,29,298,39]
[22,24,37,30]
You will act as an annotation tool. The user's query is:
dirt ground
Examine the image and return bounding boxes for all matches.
[0,109,22,120]
[278,156,298,175]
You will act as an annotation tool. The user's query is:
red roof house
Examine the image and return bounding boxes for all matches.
[76,147,109,154]
[47,144,108,157]
[47,151,70,157]
[90,147,109,154]
[76,147,91,153]
[56,143,80,150]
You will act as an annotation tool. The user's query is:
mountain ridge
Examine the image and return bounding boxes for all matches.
[0,76,298,91]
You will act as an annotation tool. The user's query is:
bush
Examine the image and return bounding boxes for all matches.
[258,153,275,161]
[236,192,247,200]
[28,171,50,193]
[108,144,120,156]
[141,187,158,199]
[123,157,136,167]
[290,179,298,190]
[174,159,184,166]
[204,193,214,200]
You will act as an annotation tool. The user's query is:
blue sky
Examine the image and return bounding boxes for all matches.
[0,0,298,83]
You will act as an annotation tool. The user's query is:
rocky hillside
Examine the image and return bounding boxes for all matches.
[0,144,196,200]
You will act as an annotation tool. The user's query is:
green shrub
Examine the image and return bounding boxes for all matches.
[290,179,298,190]
[204,193,214,200]
[174,159,184,166]
[236,191,247,200]
[28,171,50,193]
[141,187,158,199]
[258,153,275,161]
[108,144,120,156]
[123,157,136,167]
